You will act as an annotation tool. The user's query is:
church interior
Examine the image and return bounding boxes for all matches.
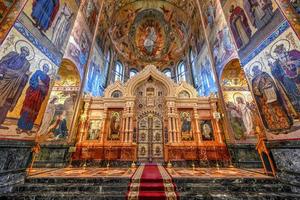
[0,0,300,199]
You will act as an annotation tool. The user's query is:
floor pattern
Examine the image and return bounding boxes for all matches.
[28,167,135,178]
[28,167,270,179]
[167,167,270,179]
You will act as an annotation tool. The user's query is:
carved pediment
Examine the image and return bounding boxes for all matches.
[103,65,198,99]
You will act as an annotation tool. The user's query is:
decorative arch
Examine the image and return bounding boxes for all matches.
[124,65,177,97]
[103,65,198,98]
[176,81,198,98]
[104,81,125,98]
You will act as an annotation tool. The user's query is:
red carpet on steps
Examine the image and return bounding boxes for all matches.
[126,164,179,200]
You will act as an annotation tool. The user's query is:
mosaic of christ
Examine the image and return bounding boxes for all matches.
[136,19,165,58]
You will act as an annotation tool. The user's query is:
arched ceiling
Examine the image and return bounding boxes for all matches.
[98,0,200,68]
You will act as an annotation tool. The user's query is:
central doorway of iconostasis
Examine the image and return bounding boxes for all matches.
[135,77,166,163]
[138,114,164,163]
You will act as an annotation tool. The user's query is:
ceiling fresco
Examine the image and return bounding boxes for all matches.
[98,0,198,68]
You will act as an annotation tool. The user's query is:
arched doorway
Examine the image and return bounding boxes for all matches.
[137,113,164,163]
[134,77,167,163]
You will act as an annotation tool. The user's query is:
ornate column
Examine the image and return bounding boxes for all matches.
[124,106,129,143]
[100,108,108,144]
[193,107,201,145]
[210,98,223,144]
[77,97,91,143]
[167,101,173,144]
[128,101,134,143]
[168,116,173,143]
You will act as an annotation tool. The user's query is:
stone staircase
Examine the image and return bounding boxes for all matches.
[2,172,300,199]
[174,177,300,200]
[1,176,130,200]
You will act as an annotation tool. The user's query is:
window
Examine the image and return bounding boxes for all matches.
[114,61,123,82]
[111,90,123,98]
[163,68,172,78]
[177,61,186,82]
[190,49,195,65]
[129,68,138,78]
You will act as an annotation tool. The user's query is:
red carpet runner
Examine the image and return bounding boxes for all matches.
[127,164,179,200]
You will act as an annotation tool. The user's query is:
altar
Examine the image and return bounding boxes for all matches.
[72,65,230,164]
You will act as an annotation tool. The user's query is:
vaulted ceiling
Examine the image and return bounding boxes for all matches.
[98,0,202,68]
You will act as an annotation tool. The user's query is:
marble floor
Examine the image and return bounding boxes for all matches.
[28,167,136,178]
[168,167,271,178]
[28,167,271,179]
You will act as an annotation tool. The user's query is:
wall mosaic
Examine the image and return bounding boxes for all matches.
[84,44,109,97]
[0,25,58,140]
[243,27,300,140]
[64,10,92,79]
[37,59,81,143]
[275,0,300,38]
[0,0,27,44]
[221,0,286,61]
[22,0,78,54]
[221,59,260,143]
[201,0,238,78]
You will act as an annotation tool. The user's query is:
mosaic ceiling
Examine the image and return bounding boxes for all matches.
[99,0,199,68]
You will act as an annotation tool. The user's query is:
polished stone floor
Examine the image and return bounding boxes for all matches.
[168,167,270,178]
[28,167,270,179]
[28,167,135,178]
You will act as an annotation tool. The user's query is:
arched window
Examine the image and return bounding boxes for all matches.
[163,68,172,78]
[190,49,195,66]
[114,61,123,82]
[129,68,138,78]
[177,61,186,82]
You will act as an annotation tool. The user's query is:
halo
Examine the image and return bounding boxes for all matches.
[270,39,291,60]
[233,92,246,104]
[38,59,56,77]
[247,61,263,79]
[15,40,35,61]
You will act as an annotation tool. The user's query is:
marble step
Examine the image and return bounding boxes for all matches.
[129,182,176,192]
[178,191,300,200]
[14,183,128,193]
[25,177,130,184]
[1,191,126,200]
[173,177,278,185]
[176,183,292,193]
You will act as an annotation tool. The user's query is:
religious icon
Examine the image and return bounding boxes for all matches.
[140,146,146,156]
[144,26,157,54]
[251,65,293,133]
[226,102,247,140]
[229,5,252,49]
[38,96,58,135]
[31,0,60,31]
[87,120,102,140]
[267,41,300,113]
[0,42,33,130]
[140,132,146,141]
[17,63,51,134]
[51,3,74,48]
[155,132,161,142]
[235,96,254,136]
[155,146,161,156]
[200,120,214,141]
[206,0,216,28]
[109,111,121,140]
[180,112,192,140]
[243,0,274,30]
[47,110,68,140]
